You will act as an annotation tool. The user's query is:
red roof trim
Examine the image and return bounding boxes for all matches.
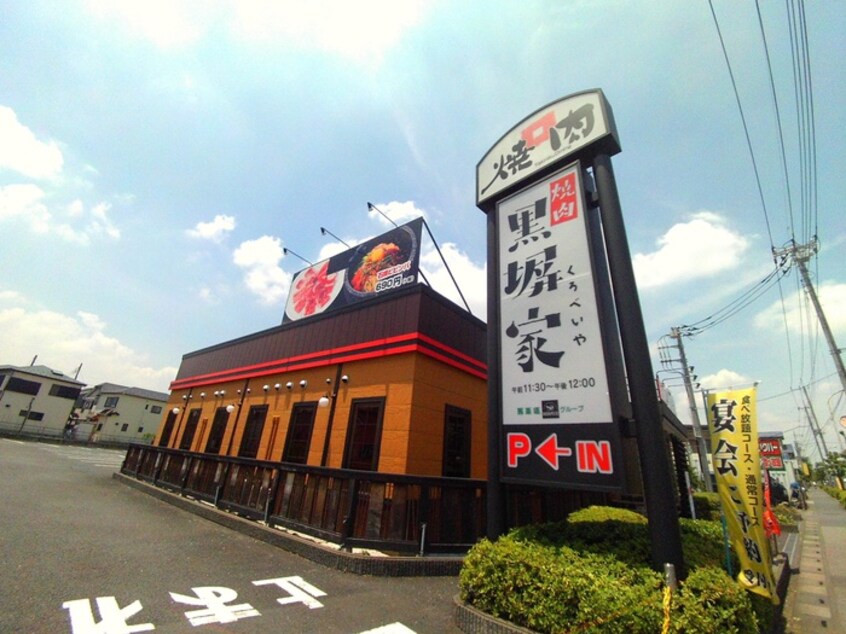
[169,333,486,391]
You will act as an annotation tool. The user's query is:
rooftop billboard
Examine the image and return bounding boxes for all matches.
[283,217,424,323]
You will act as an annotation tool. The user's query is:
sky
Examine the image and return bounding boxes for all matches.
[1,1,844,462]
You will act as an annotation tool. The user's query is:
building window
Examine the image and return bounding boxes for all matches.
[282,403,317,464]
[179,409,202,450]
[442,405,471,478]
[159,411,177,447]
[49,384,82,400]
[19,410,45,421]
[120,423,129,432]
[6,377,41,396]
[137,427,144,433]
[343,398,385,471]
[205,407,231,454]
[239,404,268,459]
[104,396,120,408]
[150,405,162,414]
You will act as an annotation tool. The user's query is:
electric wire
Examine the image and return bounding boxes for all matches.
[676,258,790,336]
[707,0,776,250]
[755,0,797,242]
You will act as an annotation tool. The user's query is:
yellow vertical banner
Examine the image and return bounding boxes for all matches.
[706,386,779,603]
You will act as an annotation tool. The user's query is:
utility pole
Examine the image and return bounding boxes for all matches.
[777,239,846,398]
[801,384,830,460]
[668,328,713,492]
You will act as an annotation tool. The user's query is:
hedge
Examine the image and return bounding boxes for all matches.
[822,485,846,508]
[459,505,767,634]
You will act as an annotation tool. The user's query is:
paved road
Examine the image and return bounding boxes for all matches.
[783,488,846,633]
[0,439,461,634]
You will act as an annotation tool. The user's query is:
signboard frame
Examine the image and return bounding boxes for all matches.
[494,161,624,491]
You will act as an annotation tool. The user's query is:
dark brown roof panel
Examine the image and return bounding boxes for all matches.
[173,285,485,383]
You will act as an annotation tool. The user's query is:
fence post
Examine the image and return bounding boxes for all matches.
[180,454,192,494]
[419,483,431,550]
[340,477,359,551]
[215,461,231,508]
[153,452,164,484]
[264,468,280,524]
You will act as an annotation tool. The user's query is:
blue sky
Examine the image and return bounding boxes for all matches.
[1,1,844,460]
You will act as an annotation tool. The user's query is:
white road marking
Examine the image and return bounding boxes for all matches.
[357,624,416,634]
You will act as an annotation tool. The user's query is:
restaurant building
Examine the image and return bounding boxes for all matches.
[156,282,488,480]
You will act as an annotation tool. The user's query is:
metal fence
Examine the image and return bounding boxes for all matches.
[0,420,152,448]
[121,444,487,554]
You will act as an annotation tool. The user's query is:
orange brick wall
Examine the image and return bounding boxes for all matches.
[407,355,488,478]
[155,350,488,478]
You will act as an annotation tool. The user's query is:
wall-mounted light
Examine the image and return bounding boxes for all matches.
[237,389,241,394]
[299,380,307,388]
[318,396,330,408]
[341,375,349,383]
[200,392,206,398]
[219,390,225,396]
[246,388,251,393]
[325,378,332,384]
[172,407,180,414]
[182,395,188,400]
[263,384,270,392]
[274,383,281,391]
[225,404,235,414]
[286,382,293,390]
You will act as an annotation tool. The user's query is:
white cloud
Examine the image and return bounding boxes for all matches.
[86,0,205,49]
[85,0,428,62]
[186,214,236,243]
[231,0,428,63]
[232,236,292,305]
[754,281,846,337]
[368,200,428,227]
[0,184,51,232]
[0,106,64,180]
[0,303,177,392]
[700,368,752,392]
[633,212,750,289]
[0,185,120,245]
[420,241,487,319]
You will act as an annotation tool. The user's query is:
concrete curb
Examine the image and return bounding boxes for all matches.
[113,472,463,577]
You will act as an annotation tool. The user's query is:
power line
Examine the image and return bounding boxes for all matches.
[708,0,776,250]
[755,0,797,242]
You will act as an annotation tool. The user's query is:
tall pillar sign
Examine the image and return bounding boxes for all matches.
[478,89,624,490]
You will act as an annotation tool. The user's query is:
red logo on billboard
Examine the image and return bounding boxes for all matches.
[521,111,556,149]
[549,173,579,226]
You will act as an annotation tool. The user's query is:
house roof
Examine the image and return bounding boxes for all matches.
[81,382,169,402]
[0,364,85,385]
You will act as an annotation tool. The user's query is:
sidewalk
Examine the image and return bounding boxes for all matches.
[782,489,846,633]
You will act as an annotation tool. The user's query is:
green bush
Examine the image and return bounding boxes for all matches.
[459,536,664,634]
[822,485,846,508]
[771,504,801,528]
[679,517,739,571]
[669,566,759,633]
[460,505,769,634]
[692,492,721,520]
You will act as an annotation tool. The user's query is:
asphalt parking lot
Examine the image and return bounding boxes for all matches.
[0,439,461,634]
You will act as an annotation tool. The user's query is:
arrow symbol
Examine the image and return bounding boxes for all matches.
[535,433,573,470]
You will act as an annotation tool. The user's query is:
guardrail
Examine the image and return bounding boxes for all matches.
[121,443,486,554]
